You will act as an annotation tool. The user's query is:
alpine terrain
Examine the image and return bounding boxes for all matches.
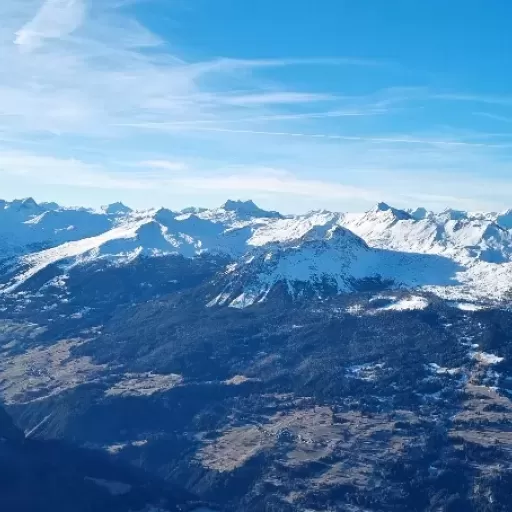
[2,197,512,511]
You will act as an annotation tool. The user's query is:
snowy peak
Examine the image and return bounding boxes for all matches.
[101,202,133,215]
[10,197,40,211]
[39,201,60,211]
[221,199,282,219]
[180,206,208,215]
[496,209,512,230]
[211,217,462,309]
[2,197,44,220]
[438,208,470,222]
[3,196,512,306]
[374,202,392,212]
[212,228,373,308]
[296,224,367,249]
[153,207,177,226]
[408,207,430,221]
[372,202,412,221]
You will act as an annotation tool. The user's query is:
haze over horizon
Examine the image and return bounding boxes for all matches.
[2,0,512,213]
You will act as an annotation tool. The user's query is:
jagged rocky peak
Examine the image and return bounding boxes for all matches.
[408,207,430,221]
[153,206,178,226]
[181,206,208,214]
[438,208,469,221]
[101,201,133,215]
[496,208,512,230]
[221,199,282,218]
[39,201,60,211]
[372,202,412,220]
[9,197,40,211]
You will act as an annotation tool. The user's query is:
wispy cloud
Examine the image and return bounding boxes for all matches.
[0,150,387,210]
[127,125,498,148]
[473,112,512,124]
[220,92,337,106]
[140,160,188,172]
[0,151,152,190]
[3,148,512,213]
[1,0,512,213]
[0,1,385,139]
[15,0,87,49]
[434,93,512,107]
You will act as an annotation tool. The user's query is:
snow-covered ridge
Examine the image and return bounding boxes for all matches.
[1,197,512,305]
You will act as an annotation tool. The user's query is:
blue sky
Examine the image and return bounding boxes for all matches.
[1,0,512,212]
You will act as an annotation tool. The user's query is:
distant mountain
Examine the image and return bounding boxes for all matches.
[1,197,511,303]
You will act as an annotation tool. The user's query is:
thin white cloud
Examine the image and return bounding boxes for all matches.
[116,106,386,128]
[1,1,512,213]
[0,150,381,204]
[135,125,496,148]
[221,92,337,106]
[173,172,379,202]
[15,0,87,49]
[3,149,512,212]
[140,160,188,172]
[0,1,384,139]
[473,112,512,124]
[434,93,512,107]
[0,151,152,190]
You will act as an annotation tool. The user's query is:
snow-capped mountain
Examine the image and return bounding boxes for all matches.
[210,223,459,308]
[1,197,512,305]
[341,202,512,264]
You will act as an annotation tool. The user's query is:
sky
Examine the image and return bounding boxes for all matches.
[1,0,512,213]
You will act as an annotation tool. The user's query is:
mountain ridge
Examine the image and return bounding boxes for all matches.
[1,196,512,305]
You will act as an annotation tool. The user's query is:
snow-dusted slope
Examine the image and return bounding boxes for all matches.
[0,199,284,292]
[340,202,512,264]
[211,224,461,308]
[0,199,120,256]
[2,197,512,304]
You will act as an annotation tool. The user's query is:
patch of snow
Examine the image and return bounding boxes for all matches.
[70,307,92,319]
[224,375,254,385]
[346,304,364,315]
[105,372,183,397]
[106,439,148,454]
[347,362,385,381]
[25,413,52,438]
[449,302,484,311]
[85,477,132,496]
[471,352,505,365]
[228,292,261,309]
[426,363,461,376]
[225,263,238,273]
[206,293,231,307]
[380,296,429,311]
[106,443,128,454]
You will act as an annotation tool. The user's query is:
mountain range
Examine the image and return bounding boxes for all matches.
[1,197,512,303]
[2,197,512,511]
